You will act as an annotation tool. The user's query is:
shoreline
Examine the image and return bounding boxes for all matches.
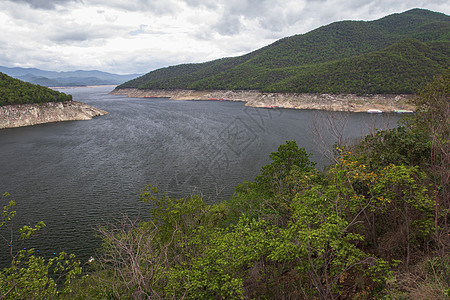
[0,101,108,129]
[51,85,118,89]
[110,88,415,113]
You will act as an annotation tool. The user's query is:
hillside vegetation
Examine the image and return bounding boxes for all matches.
[0,72,72,106]
[117,8,449,95]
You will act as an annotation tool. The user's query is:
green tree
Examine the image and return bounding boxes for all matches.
[0,192,81,299]
[407,68,449,285]
[256,140,316,195]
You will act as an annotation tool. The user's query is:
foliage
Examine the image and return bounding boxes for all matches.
[139,185,212,244]
[226,141,318,228]
[256,140,316,194]
[89,142,402,299]
[0,250,81,299]
[356,126,431,170]
[266,182,387,299]
[117,9,449,95]
[167,216,273,299]
[407,68,449,156]
[265,39,448,94]
[406,69,449,286]
[0,192,82,299]
[1,192,16,228]
[0,72,72,106]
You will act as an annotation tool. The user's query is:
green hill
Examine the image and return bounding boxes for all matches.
[117,8,449,94]
[0,72,72,106]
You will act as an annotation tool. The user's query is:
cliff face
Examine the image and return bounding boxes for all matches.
[0,101,108,129]
[111,88,415,112]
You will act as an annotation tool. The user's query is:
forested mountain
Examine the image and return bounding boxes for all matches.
[0,66,140,87]
[0,72,72,106]
[117,8,449,94]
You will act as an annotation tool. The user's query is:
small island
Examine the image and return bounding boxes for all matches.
[0,72,107,129]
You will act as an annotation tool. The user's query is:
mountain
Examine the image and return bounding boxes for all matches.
[0,66,141,87]
[117,8,449,95]
[0,72,72,106]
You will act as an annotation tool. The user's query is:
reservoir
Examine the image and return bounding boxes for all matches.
[0,86,401,266]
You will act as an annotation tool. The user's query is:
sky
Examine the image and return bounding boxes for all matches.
[0,0,448,75]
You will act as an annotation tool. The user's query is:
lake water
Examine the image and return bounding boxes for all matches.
[0,86,401,266]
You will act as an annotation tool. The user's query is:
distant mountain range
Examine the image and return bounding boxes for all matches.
[117,8,449,95]
[0,66,141,87]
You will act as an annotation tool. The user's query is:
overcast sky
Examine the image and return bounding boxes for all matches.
[0,0,448,74]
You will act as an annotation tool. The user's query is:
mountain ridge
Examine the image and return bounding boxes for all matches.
[0,66,141,87]
[116,8,449,95]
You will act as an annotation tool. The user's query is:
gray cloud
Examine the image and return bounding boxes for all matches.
[47,22,127,45]
[1,0,448,74]
[207,0,266,36]
[7,0,177,12]
[87,0,180,14]
[49,29,104,43]
[9,0,80,9]
[183,0,218,9]
[213,15,243,35]
[200,0,450,37]
[204,0,309,36]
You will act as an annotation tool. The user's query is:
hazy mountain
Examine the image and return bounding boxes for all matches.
[0,66,141,87]
[117,8,449,95]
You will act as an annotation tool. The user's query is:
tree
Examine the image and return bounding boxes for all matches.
[0,192,81,299]
[407,69,449,285]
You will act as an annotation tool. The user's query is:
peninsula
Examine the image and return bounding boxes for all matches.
[110,88,415,112]
[0,72,107,129]
[0,101,108,129]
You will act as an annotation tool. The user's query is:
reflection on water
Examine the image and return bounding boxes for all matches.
[0,86,401,266]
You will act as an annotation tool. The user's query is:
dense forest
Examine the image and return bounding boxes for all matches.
[1,70,448,298]
[0,72,72,106]
[117,8,449,95]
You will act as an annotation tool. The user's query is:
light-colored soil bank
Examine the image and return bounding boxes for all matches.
[110,89,415,112]
[0,101,108,129]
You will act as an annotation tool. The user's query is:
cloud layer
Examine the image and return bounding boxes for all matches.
[1,0,449,74]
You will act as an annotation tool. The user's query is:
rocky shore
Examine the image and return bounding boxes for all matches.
[111,88,415,112]
[0,101,108,129]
